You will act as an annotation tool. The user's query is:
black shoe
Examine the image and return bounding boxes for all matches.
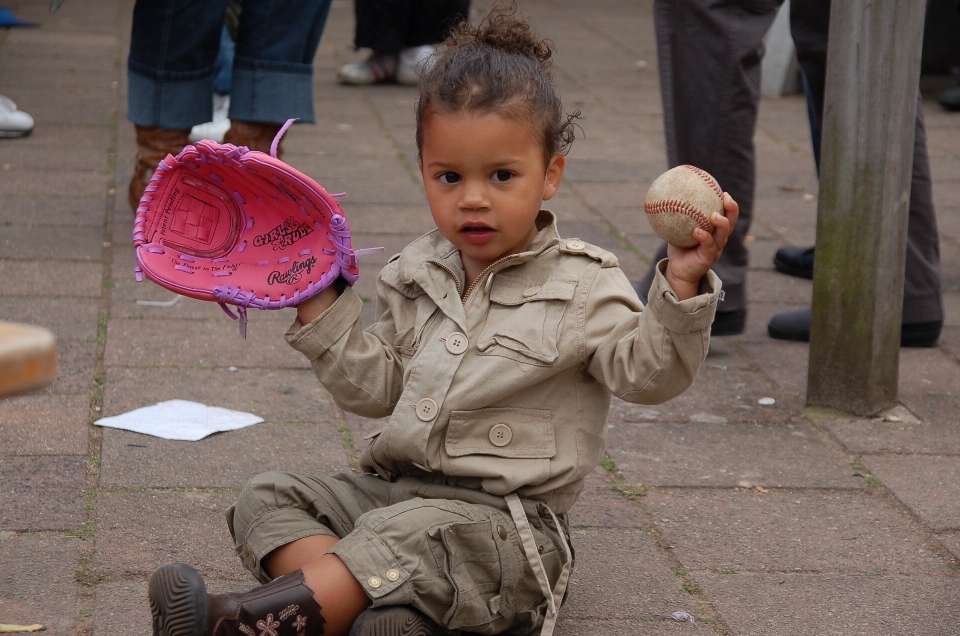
[349,606,449,636]
[938,86,960,111]
[712,308,746,336]
[773,246,815,279]
[767,307,942,347]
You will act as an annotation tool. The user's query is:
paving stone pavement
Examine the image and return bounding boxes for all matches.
[1,1,959,634]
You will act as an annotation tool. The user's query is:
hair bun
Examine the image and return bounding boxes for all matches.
[450,3,554,66]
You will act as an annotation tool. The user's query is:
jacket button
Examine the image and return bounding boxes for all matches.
[385,568,401,582]
[522,286,541,298]
[566,240,585,251]
[368,576,383,589]
[415,398,439,421]
[497,525,508,540]
[489,423,513,447]
[445,332,468,355]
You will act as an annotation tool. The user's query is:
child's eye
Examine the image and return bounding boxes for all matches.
[492,170,513,182]
[439,172,461,184]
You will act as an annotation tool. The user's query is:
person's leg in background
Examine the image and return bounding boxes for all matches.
[339,0,469,86]
[225,0,333,153]
[634,0,783,336]
[127,0,229,211]
[768,0,944,346]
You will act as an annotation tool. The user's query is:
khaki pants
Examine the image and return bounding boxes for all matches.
[226,471,573,635]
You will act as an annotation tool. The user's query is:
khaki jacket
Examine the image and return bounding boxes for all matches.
[286,211,720,513]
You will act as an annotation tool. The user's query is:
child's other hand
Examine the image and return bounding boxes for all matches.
[663,193,739,301]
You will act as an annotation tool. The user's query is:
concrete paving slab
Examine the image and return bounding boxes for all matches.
[642,489,950,575]
[99,421,349,489]
[554,619,714,635]
[567,467,645,529]
[607,360,804,426]
[563,528,697,621]
[823,411,960,456]
[102,366,334,422]
[37,338,97,395]
[898,346,960,398]
[0,167,112,197]
[95,490,250,580]
[0,224,103,261]
[0,394,90,455]
[696,572,960,636]
[0,296,101,341]
[0,124,112,171]
[0,455,86,531]
[0,534,81,635]
[739,341,811,396]
[0,195,105,226]
[103,318,310,369]
[864,456,960,531]
[938,531,960,562]
[607,419,860,490]
[0,259,103,297]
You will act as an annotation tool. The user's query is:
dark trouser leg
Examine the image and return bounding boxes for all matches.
[636,0,782,312]
[354,0,469,53]
[790,0,943,323]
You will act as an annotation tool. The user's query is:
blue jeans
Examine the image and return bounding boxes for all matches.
[128,0,332,128]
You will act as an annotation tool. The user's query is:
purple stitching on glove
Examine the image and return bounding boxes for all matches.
[134,266,143,282]
[330,192,346,198]
[246,217,254,230]
[174,265,194,274]
[257,260,269,265]
[147,247,165,254]
[179,254,196,262]
[233,191,247,206]
[213,258,228,263]
[238,241,247,253]
[210,172,224,183]
[299,249,311,256]
[214,271,231,277]
[278,256,290,264]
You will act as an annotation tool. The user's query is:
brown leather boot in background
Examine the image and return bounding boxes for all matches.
[129,126,190,212]
[224,120,284,157]
[149,562,326,636]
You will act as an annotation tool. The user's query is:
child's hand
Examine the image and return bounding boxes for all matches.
[296,284,341,324]
[663,193,739,301]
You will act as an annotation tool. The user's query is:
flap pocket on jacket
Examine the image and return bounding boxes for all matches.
[477,276,576,366]
[446,408,556,459]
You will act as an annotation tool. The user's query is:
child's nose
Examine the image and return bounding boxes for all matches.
[459,181,490,210]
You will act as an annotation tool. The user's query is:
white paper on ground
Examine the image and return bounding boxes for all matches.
[94,399,263,441]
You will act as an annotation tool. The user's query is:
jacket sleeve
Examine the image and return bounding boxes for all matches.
[284,271,407,418]
[585,259,720,404]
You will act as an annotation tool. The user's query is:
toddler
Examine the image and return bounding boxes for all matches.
[148,7,738,636]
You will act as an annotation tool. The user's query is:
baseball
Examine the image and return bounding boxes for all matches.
[644,165,724,248]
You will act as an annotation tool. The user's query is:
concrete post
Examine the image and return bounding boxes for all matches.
[806,0,928,415]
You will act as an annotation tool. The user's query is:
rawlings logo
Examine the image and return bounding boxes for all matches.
[253,216,314,251]
[267,256,317,286]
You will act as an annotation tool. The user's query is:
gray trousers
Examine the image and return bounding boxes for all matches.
[637,0,943,324]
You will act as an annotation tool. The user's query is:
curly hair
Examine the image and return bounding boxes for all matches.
[416,3,580,166]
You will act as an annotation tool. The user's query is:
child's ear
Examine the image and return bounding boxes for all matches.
[542,154,565,201]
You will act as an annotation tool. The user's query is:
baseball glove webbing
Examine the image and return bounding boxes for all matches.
[132,119,380,338]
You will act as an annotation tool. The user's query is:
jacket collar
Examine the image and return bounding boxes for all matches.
[397,210,562,291]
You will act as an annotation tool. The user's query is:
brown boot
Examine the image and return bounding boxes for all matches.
[224,120,284,157]
[348,606,450,636]
[129,126,190,212]
[149,563,326,636]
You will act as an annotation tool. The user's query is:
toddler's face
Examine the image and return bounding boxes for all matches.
[419,111,564,282]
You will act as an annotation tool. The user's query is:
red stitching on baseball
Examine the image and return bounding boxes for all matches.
[681,164,723,198]
[644,199,713,232]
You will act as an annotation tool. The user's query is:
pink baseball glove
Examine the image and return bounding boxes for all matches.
[132,120,376,337]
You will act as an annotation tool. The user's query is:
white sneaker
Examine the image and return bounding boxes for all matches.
[337,52,399,85]
[189,93,231,143]
[0,95,34,138]
[397,45,436,85]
